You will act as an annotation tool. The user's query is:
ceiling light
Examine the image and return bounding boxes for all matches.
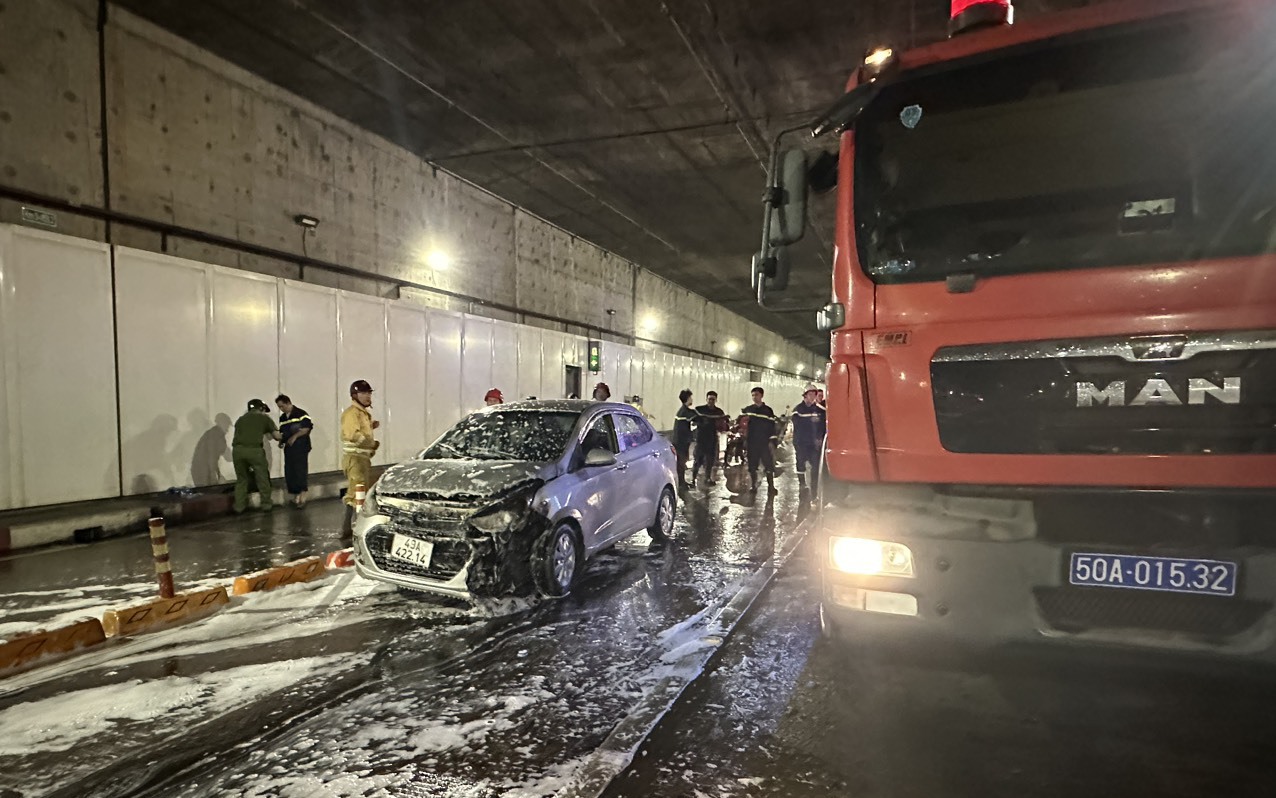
[425,250,451,271]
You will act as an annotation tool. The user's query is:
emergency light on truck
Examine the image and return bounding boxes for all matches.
[950,0,1014,36]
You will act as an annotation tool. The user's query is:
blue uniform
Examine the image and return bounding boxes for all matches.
[791,400,827,488]
[279,406,314,495]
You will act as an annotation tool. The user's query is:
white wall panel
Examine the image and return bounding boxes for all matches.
[613,346,631,402]
[461,316,495,415]
[387,304,428,462]
[116,249,212,493]
[599,340,621,402]
[540,331,566,400]
[0,233,9,510]
[426,311,463,442]
[211,269,280,475]
[491,321,519,405]
[515,326,542,401]
[338,295,387,464]
[0,228,118,506]
[280,282,340,475]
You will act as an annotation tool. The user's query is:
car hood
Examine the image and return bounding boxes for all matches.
[375,459,554,504]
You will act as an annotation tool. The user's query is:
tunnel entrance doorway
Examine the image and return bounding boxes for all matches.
[565,365,582,400]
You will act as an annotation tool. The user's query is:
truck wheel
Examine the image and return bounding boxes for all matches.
[533,523,581,597]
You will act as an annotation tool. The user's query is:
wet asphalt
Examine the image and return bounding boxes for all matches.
[605,545,1276,798]
[5,452,1276,798]
[0,454,813,798]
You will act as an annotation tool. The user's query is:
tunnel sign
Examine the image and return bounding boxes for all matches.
[588,341,602,373]
[20,207,57,229]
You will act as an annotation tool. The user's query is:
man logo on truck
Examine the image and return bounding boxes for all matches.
[1075,378,1242,407]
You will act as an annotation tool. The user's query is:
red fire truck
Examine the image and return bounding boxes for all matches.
[756,0,1276,658]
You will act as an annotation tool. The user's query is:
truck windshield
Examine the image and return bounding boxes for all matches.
[854,9,1276,284]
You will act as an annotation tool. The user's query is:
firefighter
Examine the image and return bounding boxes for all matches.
[340,379,380,538]
[231,399,281,513]
[792,385,827,497]
[484,388,504,406]
[691,391,728,486]
[673,388,696,489]
[275,394,313,508]
[742,386,779,493]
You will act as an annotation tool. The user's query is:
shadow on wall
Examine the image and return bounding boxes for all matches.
[118,414,180,495]
[191,412,233,487]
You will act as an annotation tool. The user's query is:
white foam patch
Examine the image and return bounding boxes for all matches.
[0,655,343,756]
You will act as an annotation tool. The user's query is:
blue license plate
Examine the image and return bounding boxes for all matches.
[1069,553,1238,597]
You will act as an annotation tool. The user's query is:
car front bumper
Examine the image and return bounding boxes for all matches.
[353,514,475,600]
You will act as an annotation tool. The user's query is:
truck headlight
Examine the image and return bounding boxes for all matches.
[830,537,915,577]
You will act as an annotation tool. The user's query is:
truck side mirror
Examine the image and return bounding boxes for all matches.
[767,149,809,247]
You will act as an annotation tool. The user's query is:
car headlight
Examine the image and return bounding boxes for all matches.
[467,483,541,535]
[829,537,915,577]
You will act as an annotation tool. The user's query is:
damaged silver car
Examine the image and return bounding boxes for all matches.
[352,400,678,599]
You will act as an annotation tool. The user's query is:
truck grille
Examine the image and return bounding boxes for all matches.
[931,330,1276,455]
[365,525,471,580]
[1034,587,1269,639]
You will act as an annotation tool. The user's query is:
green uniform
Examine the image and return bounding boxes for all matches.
[231,412,278,512]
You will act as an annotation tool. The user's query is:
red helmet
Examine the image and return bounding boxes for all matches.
[484,388,503,403]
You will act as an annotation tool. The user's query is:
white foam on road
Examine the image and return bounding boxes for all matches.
[0,655,345,757]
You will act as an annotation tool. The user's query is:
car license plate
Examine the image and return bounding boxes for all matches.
[390,534,434,568]
[1069,553,1237,597]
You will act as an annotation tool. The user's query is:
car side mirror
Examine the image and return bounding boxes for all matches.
[583,448,617,468]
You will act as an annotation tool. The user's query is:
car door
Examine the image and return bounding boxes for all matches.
[611,412,659,533]
[560,413,625,550]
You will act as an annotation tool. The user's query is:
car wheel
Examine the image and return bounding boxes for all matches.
[534,523,580,597]
[648,487,675,541]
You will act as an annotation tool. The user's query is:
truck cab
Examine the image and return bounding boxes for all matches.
[759,0,1276,658]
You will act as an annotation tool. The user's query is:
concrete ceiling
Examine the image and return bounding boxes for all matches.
[114,0,1094,351]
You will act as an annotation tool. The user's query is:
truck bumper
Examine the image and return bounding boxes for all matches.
[819,529,1276,664]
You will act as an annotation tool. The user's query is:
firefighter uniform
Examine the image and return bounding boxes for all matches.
[341,403,377,504]
[791,396,827,492]
[742,400,779,492]
[340,380,379,538]
[231,400,279,513]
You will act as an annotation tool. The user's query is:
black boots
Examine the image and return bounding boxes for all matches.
[341,504,354,542]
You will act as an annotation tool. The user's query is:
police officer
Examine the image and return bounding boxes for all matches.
[340,379,380,538]
[743,387,779,493]
[691,391,727,486]
[276,394,313,508]
[673,388,696,489]
[231,399,282,513]
[791,385,827,497]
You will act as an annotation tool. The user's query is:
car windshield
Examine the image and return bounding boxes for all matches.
[421,410,580,462]
[854,8,1276,284]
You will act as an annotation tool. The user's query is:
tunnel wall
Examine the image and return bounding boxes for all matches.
[0,0,824,383]
[0,225,808,510]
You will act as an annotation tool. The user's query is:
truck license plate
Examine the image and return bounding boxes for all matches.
[1069,553,1237,597]
[390,534,434,568]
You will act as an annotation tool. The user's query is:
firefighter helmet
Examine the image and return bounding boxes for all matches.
[350,379,374,396]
